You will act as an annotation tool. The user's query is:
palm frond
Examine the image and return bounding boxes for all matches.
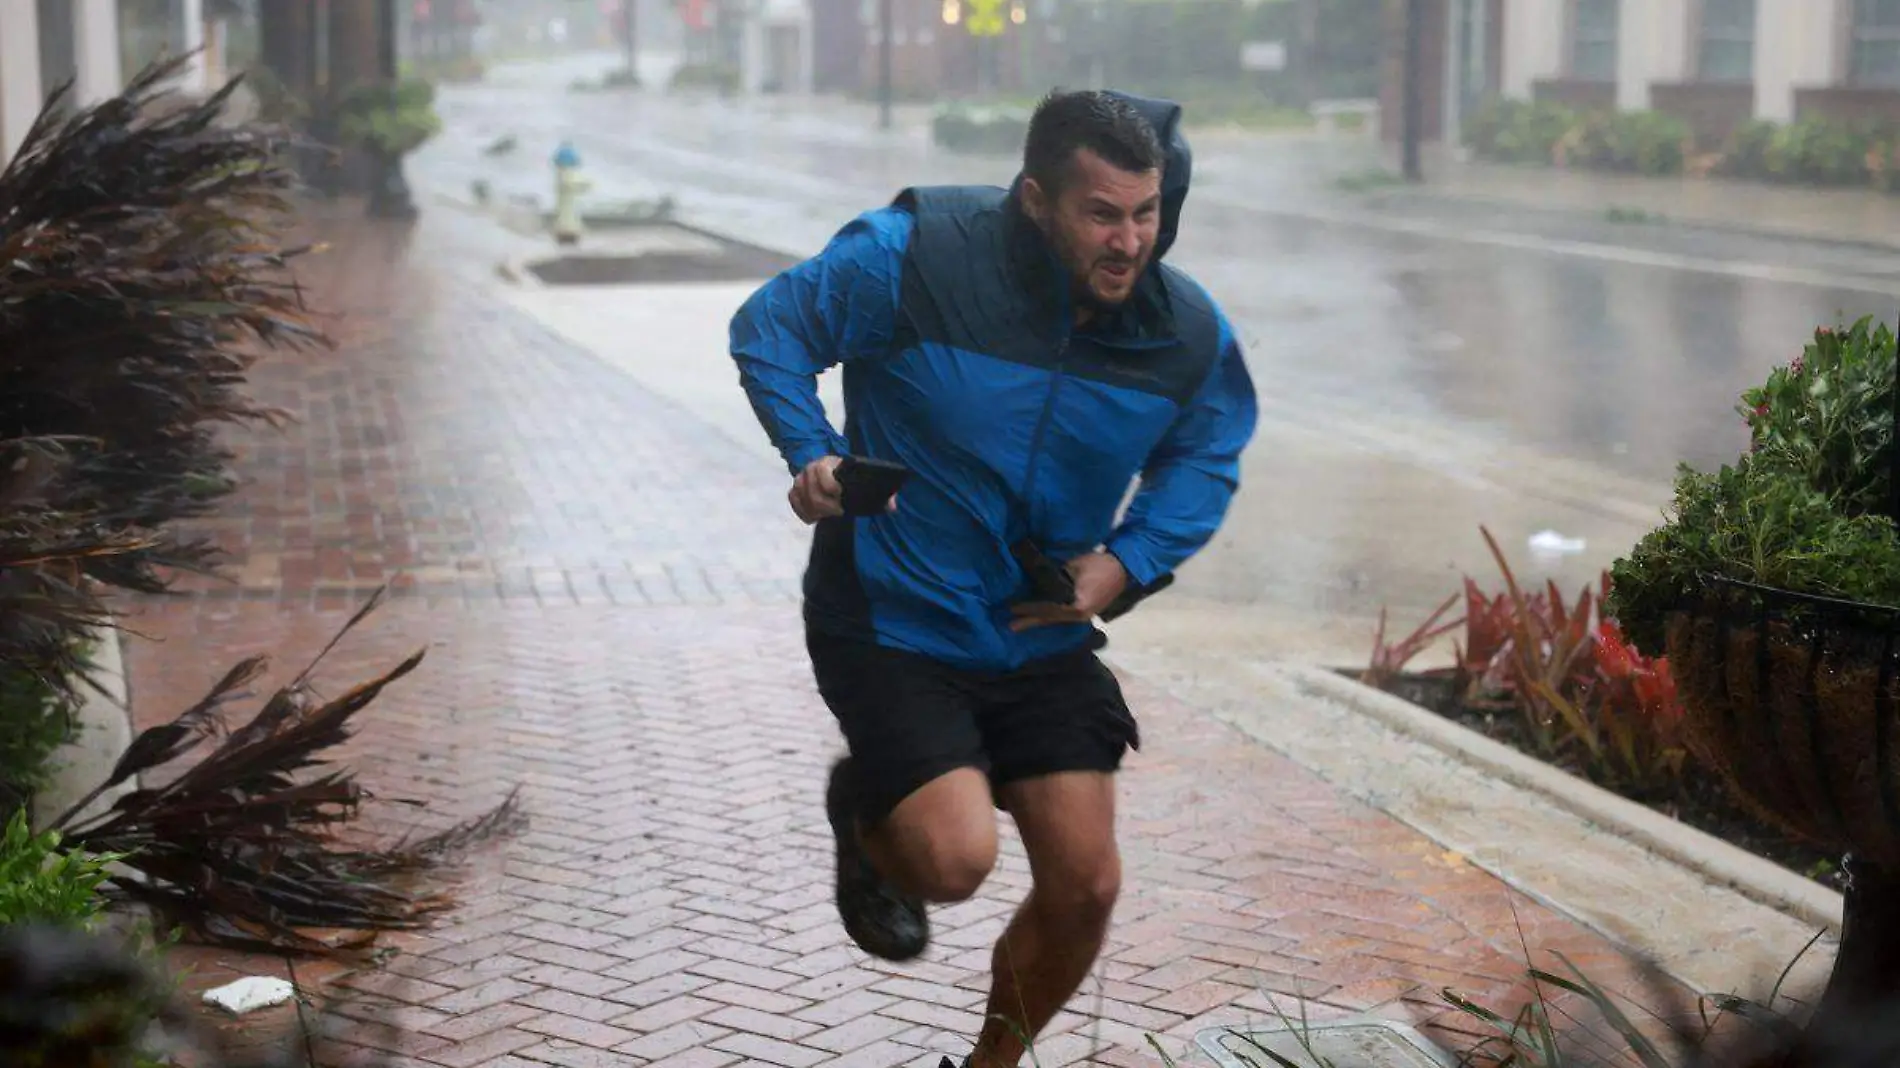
[51,591,525,956]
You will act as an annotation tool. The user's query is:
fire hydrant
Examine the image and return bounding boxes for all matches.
[552,141,590,246]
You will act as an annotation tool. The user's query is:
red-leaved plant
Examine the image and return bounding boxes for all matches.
[1365,527,1689,796]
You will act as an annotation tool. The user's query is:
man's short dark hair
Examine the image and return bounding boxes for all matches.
[1022,89,1165,196]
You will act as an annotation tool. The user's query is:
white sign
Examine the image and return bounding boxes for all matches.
[1241,40,1287,71]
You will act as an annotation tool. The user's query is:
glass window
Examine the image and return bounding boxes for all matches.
[1853,0,1900,87]
[1696,0,1754,82]
[1571,0,1618,82]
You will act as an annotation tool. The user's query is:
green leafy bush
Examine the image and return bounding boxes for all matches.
[1474,100,1900,193]
[931,104,1031,156]
[335,76,443,157]
[0,812,178,1068]
[1585,109,1692,176]
[1717,118,1779,180]
[0,663,79,816]
[1611,317,1900,654]
[1467,102,1692,175]
[1464,97,1577,165]
[1766,117,1874,186]
[1719,115,1879,186]
[0,808,119,927]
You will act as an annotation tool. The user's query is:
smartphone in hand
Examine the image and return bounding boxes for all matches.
[835,456,909,517]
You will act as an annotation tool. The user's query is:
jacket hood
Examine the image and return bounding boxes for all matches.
[1008,91,1192,263]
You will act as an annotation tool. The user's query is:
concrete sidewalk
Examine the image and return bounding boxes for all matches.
[1410,146,1900,252]
[109,204,1681,1068]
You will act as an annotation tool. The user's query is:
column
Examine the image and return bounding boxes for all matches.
[1501,0,1563,99]
[1617,0,1691,111]
[181,0,208,93]
[740,0,765,92]
[0,0,42,161]
[798,0,816,93]
[1754,0,1844,121]
[72,0,122,105]
[328,0,382,91]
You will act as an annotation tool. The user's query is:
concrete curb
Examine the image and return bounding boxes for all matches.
[34,623,134,832]
[1282,663,1844,934]
[1394,186,1900,258]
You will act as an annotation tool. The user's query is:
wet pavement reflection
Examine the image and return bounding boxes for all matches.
[408,54,1897,649]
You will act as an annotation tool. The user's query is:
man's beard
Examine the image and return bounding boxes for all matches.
[1051,228,1143,311]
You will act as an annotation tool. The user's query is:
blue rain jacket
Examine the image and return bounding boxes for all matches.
[730,94,1258,672]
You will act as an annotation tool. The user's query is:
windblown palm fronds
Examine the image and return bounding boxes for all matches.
[0,436,161,808]
[0,54,332,804]
[0,55,328,593]
[49,590,524,956]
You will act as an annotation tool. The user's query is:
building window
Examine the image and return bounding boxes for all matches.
[1696,0,1755,82]
[1570,0,1619,82]
[1852,0,1900,87]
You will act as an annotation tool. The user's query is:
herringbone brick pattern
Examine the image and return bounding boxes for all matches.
[123,601,1656,1068]
[167,207,808,609]
[116,209,1662,1066]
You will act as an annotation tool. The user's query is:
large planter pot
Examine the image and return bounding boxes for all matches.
[1666,578,1900,1023]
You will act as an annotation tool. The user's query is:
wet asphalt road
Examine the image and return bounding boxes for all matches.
[406,53,1900,652]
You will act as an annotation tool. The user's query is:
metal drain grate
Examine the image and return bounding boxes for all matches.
[1195,1017,1454,1068]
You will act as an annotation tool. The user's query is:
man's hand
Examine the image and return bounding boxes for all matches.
[790,456,846,524]
[1009,551,1128,632]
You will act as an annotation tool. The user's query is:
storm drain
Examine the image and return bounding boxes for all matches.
[519,223,798,286]
[1195,1017,1454,1068]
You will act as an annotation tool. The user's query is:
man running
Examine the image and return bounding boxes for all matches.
[729,88,1258,1067]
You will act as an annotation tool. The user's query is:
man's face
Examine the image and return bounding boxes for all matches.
[1024,148,1162,310]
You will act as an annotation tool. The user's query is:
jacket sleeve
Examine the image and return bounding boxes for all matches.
[729,205,912,475]
[1104,310,1259,587]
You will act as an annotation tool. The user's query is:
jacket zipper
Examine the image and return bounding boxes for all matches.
[1018,330,1070,529]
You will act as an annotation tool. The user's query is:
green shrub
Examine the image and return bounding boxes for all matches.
[0,810,176,1068]
[1871,136,1900,193]
[930,103,1031,156]
[0,663,79,817]
[0,808,119,927]
[1614,110,1693,175]
[1718,117,1779,179]
[1611,317,1900,654]
[667,62,739,95]
[1466,97,1576,165]
[1558,109,1690,175]
[1768,116,1874,186]
[335,76,443,157]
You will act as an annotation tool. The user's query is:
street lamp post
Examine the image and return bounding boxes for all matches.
[878,0,893,129]
[370,0,419,218]
[1401,0,1424,182]
[624,0,639,80]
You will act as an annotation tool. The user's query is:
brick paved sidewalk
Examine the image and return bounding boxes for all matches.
[117,205,1664,1067]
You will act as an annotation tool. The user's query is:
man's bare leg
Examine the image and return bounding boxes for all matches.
[860,767,1000,903]
[969,772,1120,1068]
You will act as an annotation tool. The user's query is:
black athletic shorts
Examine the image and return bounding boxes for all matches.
[806,628,1141,824]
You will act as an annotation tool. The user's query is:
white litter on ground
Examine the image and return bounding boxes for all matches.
[1527,530,1588,556]
[201,975,296,1016]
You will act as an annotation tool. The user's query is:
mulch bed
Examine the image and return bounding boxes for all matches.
[1363,670,1847,894]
